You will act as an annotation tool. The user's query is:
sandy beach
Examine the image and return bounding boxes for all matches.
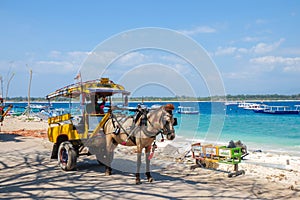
[0,116,299,199]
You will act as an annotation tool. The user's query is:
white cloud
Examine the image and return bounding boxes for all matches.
[214,47,249,56]
[250,56,300,65]
[179,26,216,36]
[251,38,285,54]
[34,60,76,74]
[215,38,285,57]
[250,56,300,72]
[0,50,93,77]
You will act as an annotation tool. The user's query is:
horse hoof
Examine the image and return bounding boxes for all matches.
[136,180,142,185]
[148,177,154,183]
[105,171,112,176]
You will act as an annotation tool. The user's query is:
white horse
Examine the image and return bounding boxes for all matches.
[103,104,176,184]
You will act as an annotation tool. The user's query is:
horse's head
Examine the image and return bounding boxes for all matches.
[160,104,177,140]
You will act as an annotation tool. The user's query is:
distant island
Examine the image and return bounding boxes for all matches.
[4,94,300,102]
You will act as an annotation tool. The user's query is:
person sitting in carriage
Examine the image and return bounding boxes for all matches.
[86,95,106,114]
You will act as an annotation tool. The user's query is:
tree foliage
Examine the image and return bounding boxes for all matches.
[5,94,300,102]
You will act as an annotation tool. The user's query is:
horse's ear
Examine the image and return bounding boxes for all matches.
[164,104,175,112]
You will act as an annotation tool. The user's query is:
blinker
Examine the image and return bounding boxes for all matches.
[173,118,178,126]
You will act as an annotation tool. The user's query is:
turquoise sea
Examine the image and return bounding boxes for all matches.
[8,101,300,155]
[175,101,300,155]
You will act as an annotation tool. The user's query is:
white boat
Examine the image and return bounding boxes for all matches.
[150,104,162,109]
[177,106,199,114]
[253,104,269,111]
[253,105,300,115]
[238,102,262,110]
[224,101,239,106]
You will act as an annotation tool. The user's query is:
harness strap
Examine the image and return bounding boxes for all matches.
[110,114,137,145]
[141,110,164,138]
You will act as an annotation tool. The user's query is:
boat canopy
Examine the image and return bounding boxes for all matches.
[46,78,130,99]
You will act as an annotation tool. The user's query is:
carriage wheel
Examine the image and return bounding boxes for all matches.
[58,141,77,171]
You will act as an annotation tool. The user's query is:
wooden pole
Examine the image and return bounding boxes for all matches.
[27,69,32,117]
[5,73,15,104]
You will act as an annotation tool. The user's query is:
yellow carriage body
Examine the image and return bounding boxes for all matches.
[46,78,130,168]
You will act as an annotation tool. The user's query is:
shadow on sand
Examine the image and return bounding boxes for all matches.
[0,142,299,199]
[0,133,23,143]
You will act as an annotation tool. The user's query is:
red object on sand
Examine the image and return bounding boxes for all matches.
[148,152,154,160]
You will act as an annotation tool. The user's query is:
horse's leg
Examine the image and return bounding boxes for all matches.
[105,136,114,176]
[135,145,142,184]
[136,152,142,184]
[145,146,154,182]
[105,145,114,175]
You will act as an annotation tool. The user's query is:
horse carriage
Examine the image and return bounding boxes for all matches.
[46,78,177,184]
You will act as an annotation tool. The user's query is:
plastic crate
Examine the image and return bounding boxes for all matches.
[191,143,204,158]
[203,145,218,158]
[218,146,242,164]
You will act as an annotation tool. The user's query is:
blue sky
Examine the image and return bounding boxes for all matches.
[1,0,300,98]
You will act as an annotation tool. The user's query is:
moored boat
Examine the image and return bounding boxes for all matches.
[253,105,300,115]
[177,106,199,114]
[238,102,262,110]
[224,101,239,106]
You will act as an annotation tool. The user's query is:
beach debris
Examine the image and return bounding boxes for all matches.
[285,159,292,171]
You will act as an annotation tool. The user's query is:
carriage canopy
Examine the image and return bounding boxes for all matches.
[46,78,130,99]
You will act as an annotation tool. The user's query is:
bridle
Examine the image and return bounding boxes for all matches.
[143,107,176,139]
